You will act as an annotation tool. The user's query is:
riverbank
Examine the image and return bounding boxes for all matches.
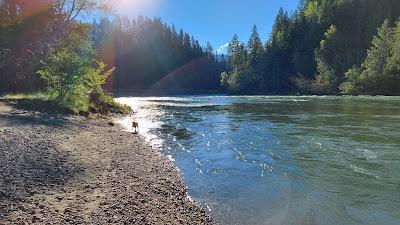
[0,101,211,224]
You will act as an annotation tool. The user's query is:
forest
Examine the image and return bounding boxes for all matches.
[1,0,400,101]
[0,0,223,94]
[0,0,223,113]
[221,0,400,95]
[91,16,223,91]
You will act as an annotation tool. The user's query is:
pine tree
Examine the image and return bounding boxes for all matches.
[360,19,393,94]
[266,8,292,92]
[228,34,240,70]
[206,42,214,61]
[247,25,264,63]
[341,19,399,95]
[247,25,264,91]
[383,20,400,94]
[314,25,339,94]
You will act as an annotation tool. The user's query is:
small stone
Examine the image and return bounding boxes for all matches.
[32,215,40,222]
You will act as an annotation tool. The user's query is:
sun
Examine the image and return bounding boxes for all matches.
[111,0,161,15]
[119,0,141,8]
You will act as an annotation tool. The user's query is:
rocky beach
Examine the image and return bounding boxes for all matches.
[0,101,211,225]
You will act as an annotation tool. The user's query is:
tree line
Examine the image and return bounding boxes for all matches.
[0,0,130,113]
[2,0,399,99]
[221,0,400,95]
[91,16,224,92]
[0,0,224,113]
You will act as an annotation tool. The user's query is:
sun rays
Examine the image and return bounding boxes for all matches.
[109,0,162,15]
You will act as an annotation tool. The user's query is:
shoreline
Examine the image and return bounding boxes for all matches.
[0,101,211,224]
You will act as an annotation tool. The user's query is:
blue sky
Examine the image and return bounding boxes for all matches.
[114,0,299,54]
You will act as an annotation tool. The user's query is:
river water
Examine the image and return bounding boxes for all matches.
[116,96,400,225]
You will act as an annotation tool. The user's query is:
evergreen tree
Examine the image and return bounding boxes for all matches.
[359,20,393,94]
[340,19,400,95]
[266,8,292,92]
[247,25,264,91]
[314,25,339,94]
[91,16,223,92]
[247,25,264,63]
[228,34,241,71]
[221,0,400,95]
[383,21,400,94]
[206,42,214,61]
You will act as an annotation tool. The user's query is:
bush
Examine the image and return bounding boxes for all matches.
[294,76,338,95]
[339,66,363,95]
[37,23,129,115]
[89,90,131,114]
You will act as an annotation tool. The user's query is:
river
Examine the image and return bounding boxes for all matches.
[116,96,400,225]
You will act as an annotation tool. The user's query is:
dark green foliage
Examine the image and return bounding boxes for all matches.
[2,0,400,97]
[89,90,131,114]
[220,34,250,93]
[385,21,400,91]
[247,25,264,90]
[0,0,100,93]
[339,66,363,95]
[1,1,223,96]
[0,1,63,92]
[311,25,339,94]
[221,0,400,95]
[37,23,127,114]
[340,20,400,95]
[91,16,224,92]
[358,20,393,94]
[0,1,130,114]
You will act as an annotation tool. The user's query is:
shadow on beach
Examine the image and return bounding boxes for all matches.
[0,102,83,220]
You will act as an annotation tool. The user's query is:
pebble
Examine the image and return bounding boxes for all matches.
[0,103,212,224]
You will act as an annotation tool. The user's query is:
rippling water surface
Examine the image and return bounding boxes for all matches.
[116,96,400,225]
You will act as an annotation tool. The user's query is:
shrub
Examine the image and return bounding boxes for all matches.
[37,23,129,115]
[89,90,131,114]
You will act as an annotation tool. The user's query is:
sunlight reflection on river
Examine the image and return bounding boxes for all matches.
[116,95,400,225]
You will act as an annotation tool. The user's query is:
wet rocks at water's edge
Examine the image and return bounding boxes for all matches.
[0,102,212,224]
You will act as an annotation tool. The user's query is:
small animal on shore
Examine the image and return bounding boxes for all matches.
[132,121,139,133]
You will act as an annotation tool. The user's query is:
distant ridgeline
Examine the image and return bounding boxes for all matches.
[221,0,400,95]
[91,16,225,93]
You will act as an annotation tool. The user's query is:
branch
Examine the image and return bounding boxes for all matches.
[56,0,68,14]
[67,0,76,21]
[69,0,85,21]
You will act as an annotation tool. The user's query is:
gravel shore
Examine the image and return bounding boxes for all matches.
[0,101,211,224]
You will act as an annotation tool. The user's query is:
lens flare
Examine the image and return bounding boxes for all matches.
[113,0,161,15]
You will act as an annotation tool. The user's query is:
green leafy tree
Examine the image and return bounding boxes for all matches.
[339,66,363,94]
[0,0,105,93]
[37,24,115,114]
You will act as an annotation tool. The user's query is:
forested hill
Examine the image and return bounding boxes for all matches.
[0,5,224,94]
[91,17,225,92]
[221,0,400,95]
[2,0,400,96]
